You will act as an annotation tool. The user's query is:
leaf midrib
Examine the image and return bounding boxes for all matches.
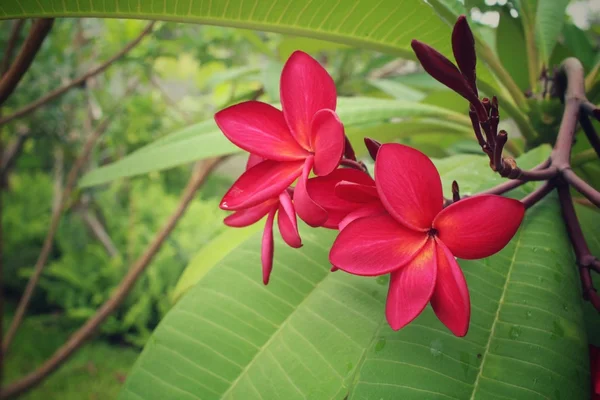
[468,223,525,400]
[219,237,335,399]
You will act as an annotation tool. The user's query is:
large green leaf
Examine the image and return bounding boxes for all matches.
[120,147,589,400]
[533,0,571,65]
[496,10,529,92]
[1,0,452,59]
[79,98,470,187]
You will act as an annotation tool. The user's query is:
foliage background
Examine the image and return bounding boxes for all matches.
[1,0,599,398]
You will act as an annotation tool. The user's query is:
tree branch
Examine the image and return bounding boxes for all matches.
[0,157,225,399]
[79,207,120,258]
[557,184,600,312]
[0,129,28,186]
[0,21,155,126]
[1,20,26,76]
[562,168,600,208]
[521,181,555,209]
[2,83,137,353]
[0,19,54,106]
[579,113,600,160]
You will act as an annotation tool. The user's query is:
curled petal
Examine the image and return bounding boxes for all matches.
[306,169,376,228]
[311,109,345,176]
[329,214,428,276]
[376,144,443,231]
[344,136,357,161]
[338,202,386,231]
[280,51,337,149]
[215,101,309,161]
[386,239,437,331]
[434,195,524,259]
[294,157,328,227]
[262,208,277,285]
[335,181,379,203]
[277,191,302,248]
[224,198,278,227]
[220,160,304,211]
[431,240,470,336]
[246,154,264,170]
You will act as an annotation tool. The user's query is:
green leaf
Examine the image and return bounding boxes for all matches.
[534,0,571,65]
[79,98,471,187]
[120,147,589,400]
[496,10,529,92]
[1,0,452,60]
[278,37,348,61]
[172,224,263,304]
[576,204,600,347]
[562,23,596,71]
[367,79,425,102]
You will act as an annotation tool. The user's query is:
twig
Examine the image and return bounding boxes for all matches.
[0,129,28,185]
[0,19,54,106]
[479,159,551,196]
[579,113,600,159]
[562,169,600,208]
[79,208,120,258]
[0,21,155,126]
[0,157,225,399]
[2,84,137,353]
[521,181,555,209]
[557,184,600,312]
[1,20,25,76]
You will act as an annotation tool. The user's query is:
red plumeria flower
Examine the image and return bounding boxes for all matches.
[591,345,600,399]
[306,168,384,231]
[224,155,301,285]
[215,51,345,227]
[329,144,525,336]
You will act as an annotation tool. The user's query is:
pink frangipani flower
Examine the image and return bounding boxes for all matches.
[224,155,301,285]
[306,168,385,231]
[329,144,525,336]
[215,51,345,227]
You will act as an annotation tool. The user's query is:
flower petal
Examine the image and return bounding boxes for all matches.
[262,208,277,285]
[386,239,437,331]
[376,144,443,231]
[277,191,302,248]
[364,137,381,161]
[338,202,386,231]
[246,154,264,170]
[280,51,337,149]
[335,181,379,203]
[311,109,345,176]
[307,169,375,207]
[220,160,304,211]
[215,101,309,161]
[430,240,470,336]
[224,199,277,227]
[294,157,328,227]
[329,214,428,276]
[434,195,524,259]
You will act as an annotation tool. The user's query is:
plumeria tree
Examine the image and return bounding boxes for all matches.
[1,1,600,400]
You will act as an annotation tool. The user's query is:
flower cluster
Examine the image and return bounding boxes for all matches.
[215,49,524,336]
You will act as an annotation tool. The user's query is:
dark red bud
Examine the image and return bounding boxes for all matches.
[364,137,381,161]
[452,180,460,202]
[411,39,486,121]
[452,15,478,96]
[343,135,357,161]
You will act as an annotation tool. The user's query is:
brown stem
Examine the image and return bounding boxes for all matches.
[557,184,600,312]
[562,169,600,208]
[0,130,28,186]
[579,113,600,160]
[2,83,137,353]
[0,19,54,106]
[581,100,599,121]
[479,159,552,196]
[1,20,25,76]
[0,22,155,126]
[521,181,555,209]
[0,157,225,399]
